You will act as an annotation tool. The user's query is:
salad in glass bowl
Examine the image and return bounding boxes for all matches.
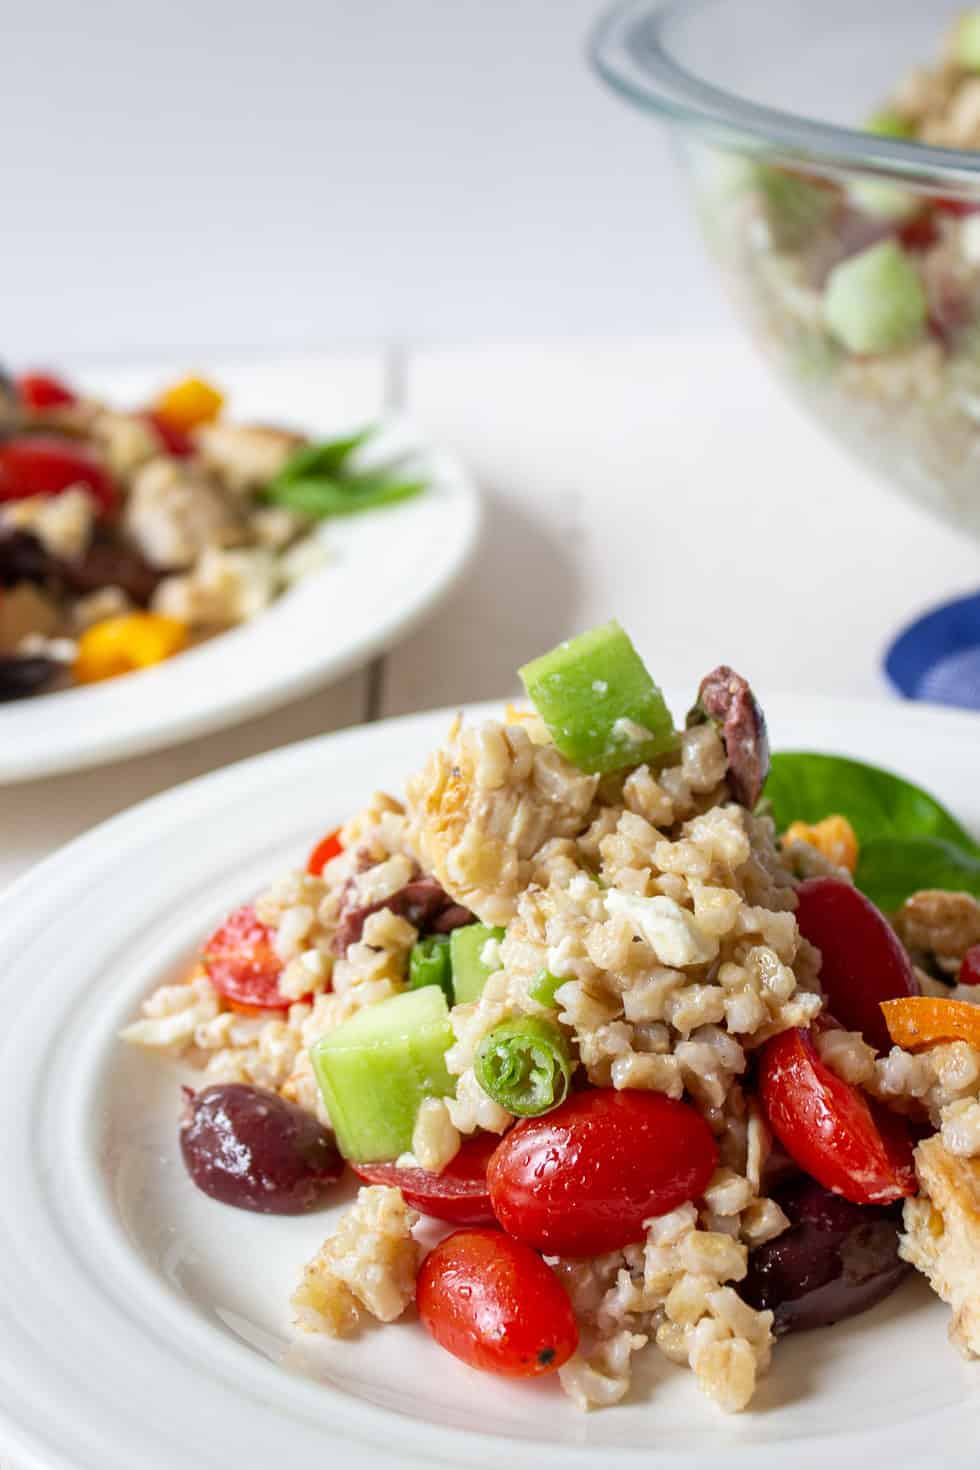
[593,1,980,543]
[121,621,980,1414]
[0,367,422,699]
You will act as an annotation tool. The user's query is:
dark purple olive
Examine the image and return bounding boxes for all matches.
[687,665,769,809]
[0,527,54,587]
[0,654,59,701]
[179,1083,343,1214]
[333,872,474,954]
[58,534,162,606]
[739,1175,910,1336]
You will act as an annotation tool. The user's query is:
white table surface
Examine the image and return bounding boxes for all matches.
[3,333,978,894]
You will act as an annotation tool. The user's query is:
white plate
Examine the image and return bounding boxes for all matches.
[1,694,979,1470]
[0,358,479,783]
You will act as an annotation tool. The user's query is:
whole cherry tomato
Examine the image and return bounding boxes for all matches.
[17,373,77,409]
[958,945,980,987]
[795,877,919,1053]
[758,1027,915,1206]
[487,1089,717,1256]
[417,1228,578,1377]
[307,827,344,877]
[202,904,304,1010]
[0,436,117,515]
[352,1132,498,1225]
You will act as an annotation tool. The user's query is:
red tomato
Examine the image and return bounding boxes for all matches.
[959,945,980,987]
[306,827,344,877]
[417,1228,578,1377]
[352,1133,498,1225]
[898,210,940,253]
[0,436,117,515]
[931,197,980,217]
[487,1090,718,1257]
[758,1027,915,1205]
[17,373,77,409]
[202,904,303,1009]
[143,410,194,458]
[795,877,919,1053]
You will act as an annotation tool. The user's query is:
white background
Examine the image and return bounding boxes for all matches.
[2,0,716,360]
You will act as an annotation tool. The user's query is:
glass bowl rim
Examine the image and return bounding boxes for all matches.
[590,0,980,190]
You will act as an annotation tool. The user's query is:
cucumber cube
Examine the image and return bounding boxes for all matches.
[450,923,505,1005]
[864,108,915,140]
[955,10,980,71]
[519,621,677,774]
[754,165,835,250]
[823,240,926,355]
[310,987,454,1162]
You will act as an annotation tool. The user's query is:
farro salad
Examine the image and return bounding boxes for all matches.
[123,623,980,1413]
[0,368,422,699]
[696,9,980,528]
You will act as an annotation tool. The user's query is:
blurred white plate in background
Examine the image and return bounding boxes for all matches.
[0,693,978,1469]
[0,358,479,782]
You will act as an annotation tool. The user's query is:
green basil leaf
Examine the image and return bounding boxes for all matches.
[856,835,980,913]
[765,751,978,854]
[265,475,425,519]
[273,427,376,486]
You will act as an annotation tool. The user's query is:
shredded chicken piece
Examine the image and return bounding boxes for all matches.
[406,717,598,925]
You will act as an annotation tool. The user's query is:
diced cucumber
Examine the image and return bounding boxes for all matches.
[408,935,453,1003]
[753,164,835,250]
[519,621,678,775]
[865,108,915,140]
[823,240,926,355]
[955,10,980,71]
[847,178,920,223]
[450,922,505,1004]
[310,987,454,1162]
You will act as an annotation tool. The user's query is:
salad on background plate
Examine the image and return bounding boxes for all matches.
[0,367,423,699]
[121,622,980,1415]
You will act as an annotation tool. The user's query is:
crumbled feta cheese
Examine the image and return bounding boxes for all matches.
[605,890,719,967]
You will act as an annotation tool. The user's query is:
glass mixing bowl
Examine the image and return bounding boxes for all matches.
[592,0,980,540]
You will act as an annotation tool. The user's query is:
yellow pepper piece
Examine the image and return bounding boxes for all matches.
[74,613,189,684]
[783,814,859,873]
[153,376,224,433]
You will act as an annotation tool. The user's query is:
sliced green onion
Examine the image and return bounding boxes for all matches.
[529,968,565,1008]
[408,935,453,1003]
[475,1016,573,1117]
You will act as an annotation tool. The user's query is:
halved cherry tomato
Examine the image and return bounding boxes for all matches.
[307,827,343,877]
[959,946,980,988]
[795,877,919,1053]
[758,1027,916,1206]
[352,1132,498,1225]
[17,373,76,409]
[143,410,194,458]
[0,436,117,515]
[202,904,302,1009]
[487,1089,717,1257]
[416,1228,578,1377]
[881,995,980,1050]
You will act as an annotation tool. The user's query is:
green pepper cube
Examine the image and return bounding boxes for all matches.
[450,922,505,1005]
[310,987,454,1162]
[519,621,677,774]
[529,968,565,1008]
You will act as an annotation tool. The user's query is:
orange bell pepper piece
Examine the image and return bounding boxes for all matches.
[74,612,189,684]
[881,996,980,1051]
[153,376,224,434]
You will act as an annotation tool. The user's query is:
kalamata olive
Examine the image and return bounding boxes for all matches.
[687,665,769,808]
[179,1083,343,1214]
[739,1174,910,1335]
[0,654,59,701]
[58,534,162,606]
[0,527,54,587]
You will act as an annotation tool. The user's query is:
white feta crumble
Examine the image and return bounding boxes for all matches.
[480,937,503,970]
[612,716,654,744]
[605,890,719,968]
